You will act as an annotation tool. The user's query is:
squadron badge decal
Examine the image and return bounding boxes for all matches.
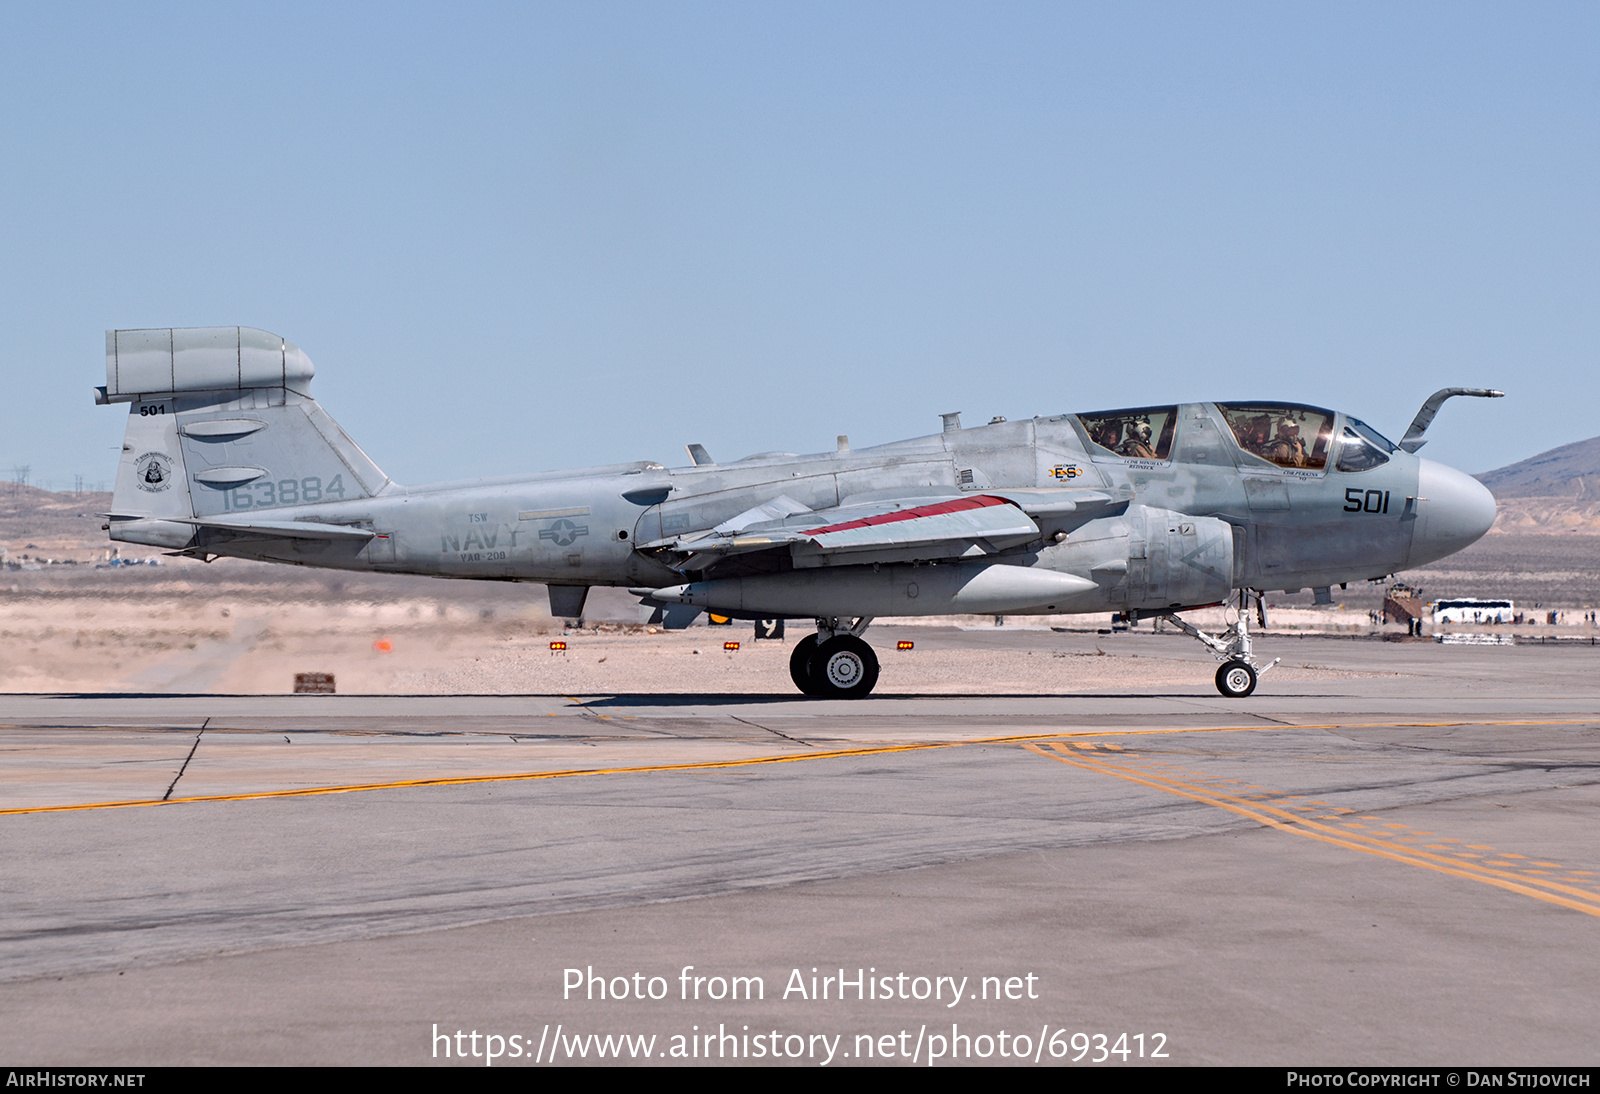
[134,452,174,492]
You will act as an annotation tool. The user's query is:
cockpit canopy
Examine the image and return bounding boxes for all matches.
[1216,404,1334,469]
[1076,406,1177,460]
[1335,417,1396,472]
[1070,402,1398,473]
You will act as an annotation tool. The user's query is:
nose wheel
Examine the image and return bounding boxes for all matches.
[1215,660,1257,698]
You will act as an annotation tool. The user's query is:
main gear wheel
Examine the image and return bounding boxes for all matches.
[811,635,880,699]
[789,634,825,696]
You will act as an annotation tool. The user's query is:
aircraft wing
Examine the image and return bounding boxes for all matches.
[665,487,1129,571]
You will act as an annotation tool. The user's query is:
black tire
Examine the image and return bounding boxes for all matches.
[812,635,880,699]
[1215,660,1257,698]
[789,634,824,696]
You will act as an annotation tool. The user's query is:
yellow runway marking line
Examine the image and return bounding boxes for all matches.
[1025,743,1600,921]
[0,722,1289,816]
[5,714,1595,818]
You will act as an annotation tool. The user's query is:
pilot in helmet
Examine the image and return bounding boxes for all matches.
[1120,418,1156,458]
[1267,417,1307,466]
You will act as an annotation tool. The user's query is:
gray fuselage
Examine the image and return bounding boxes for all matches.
[114,400,1492,617]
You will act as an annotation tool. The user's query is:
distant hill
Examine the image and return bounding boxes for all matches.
[1474,435,1600,534]
[1477,435,1600,499]
[0,484,115,559]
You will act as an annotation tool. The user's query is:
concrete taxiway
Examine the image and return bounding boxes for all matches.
[2,629,1598,1065]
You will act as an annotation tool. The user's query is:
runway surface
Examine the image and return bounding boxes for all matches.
[2,630,1598,1065]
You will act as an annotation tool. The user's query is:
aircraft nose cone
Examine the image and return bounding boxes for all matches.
[1409,459,1497,567]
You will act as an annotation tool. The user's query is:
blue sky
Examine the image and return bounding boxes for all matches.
[2,2,1594,490]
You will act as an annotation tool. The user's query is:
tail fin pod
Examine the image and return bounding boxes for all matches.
[100,326,316,403]
[100,327,389,546]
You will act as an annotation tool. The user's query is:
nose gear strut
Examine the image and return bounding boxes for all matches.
[1153,590,1280,698]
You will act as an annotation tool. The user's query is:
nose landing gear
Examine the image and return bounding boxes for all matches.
[1215,660,1257,698]
[1157,590,1280,698]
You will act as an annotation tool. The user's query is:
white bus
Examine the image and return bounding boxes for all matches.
[1432,598,1514,625]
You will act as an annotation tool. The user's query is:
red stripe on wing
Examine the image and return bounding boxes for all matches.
[800,494,1014,536]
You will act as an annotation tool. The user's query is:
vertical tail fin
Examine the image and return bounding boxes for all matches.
[99,327,389,548]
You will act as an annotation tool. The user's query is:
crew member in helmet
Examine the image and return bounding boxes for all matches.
[1091,421,1122,451]
[1118,418,1157,458]
[1263,416,1307,466]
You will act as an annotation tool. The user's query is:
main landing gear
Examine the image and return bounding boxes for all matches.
[789,617,880,699]
[1157,590,1281,699]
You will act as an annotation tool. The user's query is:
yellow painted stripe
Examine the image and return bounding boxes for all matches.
[3,714,1594,817]
[1036,742,1600,903]
[0,723,1290,816]
[1024,743,1600,920]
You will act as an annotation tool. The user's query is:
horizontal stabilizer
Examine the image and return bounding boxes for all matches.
[176,517,376,542]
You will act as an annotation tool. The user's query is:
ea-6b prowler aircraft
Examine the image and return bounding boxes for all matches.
[97,327,1500,700]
